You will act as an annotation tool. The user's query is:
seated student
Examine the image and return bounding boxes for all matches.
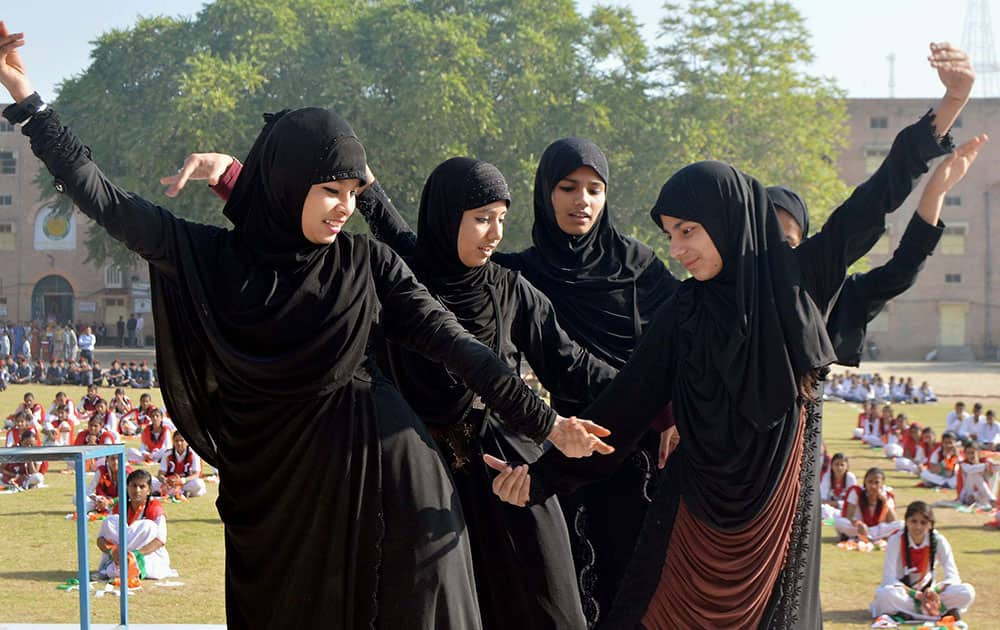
[919,381,937,403]
[921,431,964,489]
[955,440,998,508]
[4,411,38,448]
[903,377,919,404]
[11,356,31,385]
[75,359,94,387]
[871,501,976,622]
[48,391,80,424]
[945,402,970,434]
[43,404,77,446]
[73,416,117,449]
[873,377,890,403]
[155,433,207,499]
[896,423,928,474]
[853,400,877,440]
[835,467,903,542]
[110,387,133,415]
[96,469,176,581]
[834,376,853,401]
[127,408,172,464]
[1,431,45,490]
[91,360,104,387]
[884,413,907,459]
[11,392,45,433]
[80,384,102,418]
[861,405,888,448]
[82,454,131,514]
[105,360,127,388]
[979,410,1000,449]
[110,389,136,435]
[45,359,63,385]
[88,398,120,441]
[821,453,858,522]
[130,360,154,389]
[31,359,45,384]
[958,403,985,441]
[125,361,138,383]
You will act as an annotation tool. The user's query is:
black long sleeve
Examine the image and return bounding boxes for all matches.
[356,181,418,257]
[795,111,952,311]
[509,276,618,414]
[526,299,679,504]
[370,240,556,442]
[14,109,195,280]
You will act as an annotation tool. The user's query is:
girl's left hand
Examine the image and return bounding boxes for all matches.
[0,22,32,102]
[930,42,975,103]
[483,454,530,507]
[921,587,942,616]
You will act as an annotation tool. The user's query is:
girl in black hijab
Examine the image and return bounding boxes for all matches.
[0,33,605,628]
[382,156,621,629]
[488,159,901,628]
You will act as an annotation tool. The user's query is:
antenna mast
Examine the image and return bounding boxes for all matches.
[962,0,1000,97]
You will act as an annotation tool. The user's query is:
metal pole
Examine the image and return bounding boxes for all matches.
[986,190,993,355]
[118,450,129,625]
[74,456,90,630]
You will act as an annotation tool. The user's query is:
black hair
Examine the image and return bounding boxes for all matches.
[901,501,937,587]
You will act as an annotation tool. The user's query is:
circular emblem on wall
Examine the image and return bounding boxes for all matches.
[43,212,70,240]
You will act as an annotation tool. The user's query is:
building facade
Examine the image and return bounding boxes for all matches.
[0,112,151,330]
[841,98,1000,360]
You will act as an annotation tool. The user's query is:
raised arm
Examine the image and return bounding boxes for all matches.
[509,275,618,415]
[369,238,610,455]
[0,28,186,274]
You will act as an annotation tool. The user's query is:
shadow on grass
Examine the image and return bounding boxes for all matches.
[168,517,223,525]
[0,509,69,517]
[970,548,1000,554]
[0,569,84,582]
[822,608,871,624]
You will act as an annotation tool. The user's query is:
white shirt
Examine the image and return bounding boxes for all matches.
[820,470,857,502]
[880,530,960,590]
[978,421,1000,446]
[945,411,970,434]
[873,383,890,399]
[958,415,985,440]
[78,333,96,351]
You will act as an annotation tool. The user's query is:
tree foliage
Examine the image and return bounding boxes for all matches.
[43,0,850,275]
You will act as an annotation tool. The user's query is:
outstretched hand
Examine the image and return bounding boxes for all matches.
[929,42,975,103]
[0,22,33,102]
[658,425,680,469]
[484,454,530,507]
[159,153,235,198]
[546,415,614,458]
[927,134,988,195]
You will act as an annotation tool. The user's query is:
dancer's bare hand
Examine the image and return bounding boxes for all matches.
[926,134,988,195]
[160,153,234,197]
[0,22,32,102]
[658,425,680,469]
[546,415,614,458]
[929,42,975,103]
[484,454,530,507]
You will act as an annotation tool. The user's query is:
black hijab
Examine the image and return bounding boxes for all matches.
[767,185,809,238]
[515,138,672,367]
[388,157,511,423]
[150,108,375,465]
[651,162,835,430]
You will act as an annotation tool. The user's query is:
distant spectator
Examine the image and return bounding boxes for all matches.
[126,314,137,348]
[116,316,125,348]
[135,314,145,348]
[78,326,96,364]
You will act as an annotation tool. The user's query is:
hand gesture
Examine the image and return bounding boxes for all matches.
[160,153,235,197]
[484,454,530,507]
[926,134,988,196]
[929,42,975,103]
[546,415,614,458]
[920,587,942,617]
[0,22,33,102]
[658,425,680,469]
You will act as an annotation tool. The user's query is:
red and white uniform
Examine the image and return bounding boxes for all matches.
[155,447,207,498]
[833,485,902,541]
[820,470,857,521]
[127,425,173,464]
[920,447,963,489]
[99,498,175,580]
[871,531,976,621]
[73,428,117,448]
[81,463,133,513]
[956,460,999,506]
[5,426,39,448]
[80,395,102,417]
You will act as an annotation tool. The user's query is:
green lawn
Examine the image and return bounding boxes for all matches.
[0,384,998,626]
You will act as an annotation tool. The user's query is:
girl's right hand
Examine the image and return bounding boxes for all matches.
[159,153,234,197]
[0,22,33,102]
[484,454,530,507]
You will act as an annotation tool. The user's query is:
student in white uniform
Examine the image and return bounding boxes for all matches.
[834,467,903,542]
[978,410,1000,448]
[871,501,975,622]
[155,433,207,499]
[920,431,963,489]
[955,441,998,507]
[945,402,970,434]
[96,468,177,580]
[820,453,858,521]
[957,403,985,441]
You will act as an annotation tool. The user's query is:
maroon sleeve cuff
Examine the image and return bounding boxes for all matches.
[210,158,242,202]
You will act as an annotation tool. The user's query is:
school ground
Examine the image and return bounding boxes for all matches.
[0,379,998,628]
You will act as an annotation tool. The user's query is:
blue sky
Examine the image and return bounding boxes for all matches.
[2,1,988,100]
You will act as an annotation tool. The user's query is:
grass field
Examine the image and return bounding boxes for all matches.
[0,384,998,626]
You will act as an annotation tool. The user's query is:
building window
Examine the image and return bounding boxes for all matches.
[0,222,12,251]
[104,266,124,289]
[941,224,967,255]
[864,146,890,174]
[870,116,888,129]
[945,273,962,283]
[944,195,961,207]
[0,120,12,132]
[104,297,125,307]
[0,195,11,205]
[0,150,15,175]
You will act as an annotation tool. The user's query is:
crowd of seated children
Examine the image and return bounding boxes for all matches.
[871,501,976,623]
[95,468,176,581]
[835,467,904,543]
[825,371,936,404]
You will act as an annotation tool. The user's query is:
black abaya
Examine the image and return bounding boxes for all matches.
[17,107,558,629]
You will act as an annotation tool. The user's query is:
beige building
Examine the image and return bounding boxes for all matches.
[841,98,1000,360]
[0,112,151,329]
